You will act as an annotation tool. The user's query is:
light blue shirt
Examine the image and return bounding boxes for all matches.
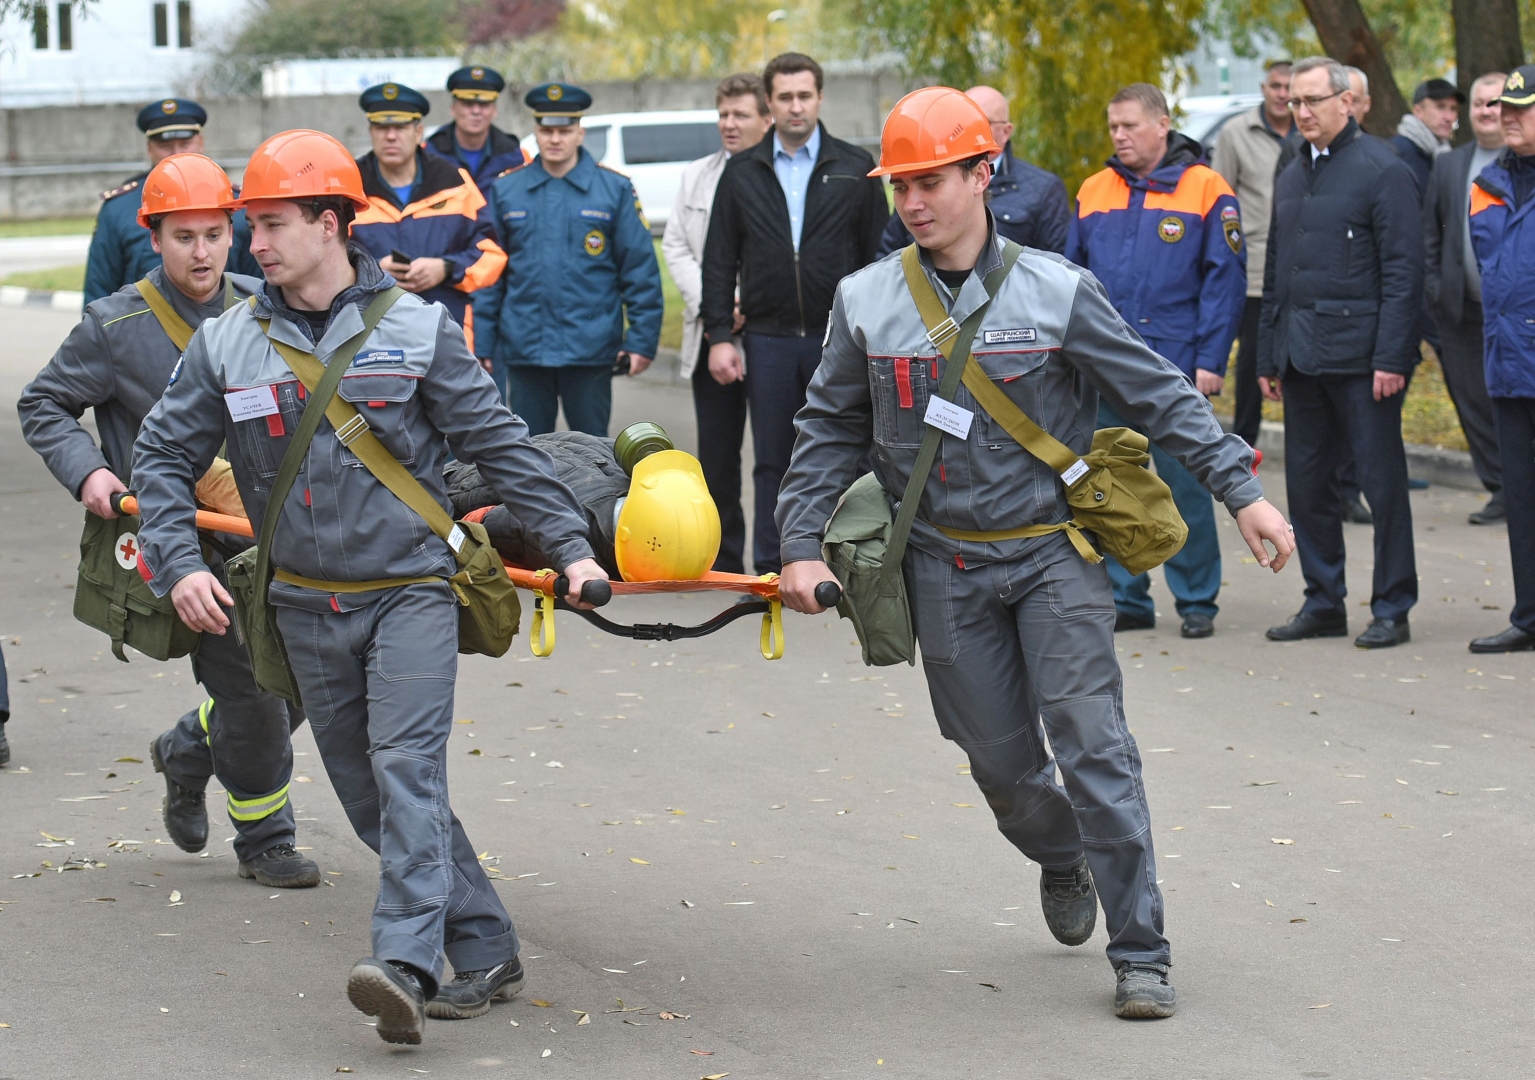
[773,126,821,251]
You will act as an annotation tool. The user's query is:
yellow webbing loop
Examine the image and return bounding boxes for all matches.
[273,569,445,593]
[530,589,557,657]
[759,598,785,661]
[934,520,1104,565]
[134,277,196,352]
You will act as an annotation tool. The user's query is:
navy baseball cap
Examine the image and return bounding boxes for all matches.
[137,98,206,141]
[1413,78,1466,105]
[359,82,430,125]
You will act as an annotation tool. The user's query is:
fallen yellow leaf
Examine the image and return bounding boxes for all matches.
[629,858,650,865]
[530,1000,553,1007]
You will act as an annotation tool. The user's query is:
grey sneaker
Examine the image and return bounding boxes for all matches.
[1039,856,1097,946]
[348,958,427,1044]
[426,956,525,1019]
[1114,962,1176,1018]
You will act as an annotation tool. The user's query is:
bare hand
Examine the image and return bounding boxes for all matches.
[1259,376,1283,402]
[1194,369,1224,397]
[1234,498,1294,573]
[80,468,128,518]
[561,558,609,610]
[395,257,449,293]
[170,571,233,634]
[624,353,653,376]
[779,559,840,614]
[479,357,494,375]
[709,341,745,385]
[1373,370,1406,401]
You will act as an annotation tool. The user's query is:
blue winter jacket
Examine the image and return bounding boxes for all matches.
[1066,132,1247,378]
[1470,151,1535,399]
[473,148,664,367]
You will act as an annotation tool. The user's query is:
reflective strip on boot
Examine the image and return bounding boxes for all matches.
[198,699,214,746]
[227,784,289,822]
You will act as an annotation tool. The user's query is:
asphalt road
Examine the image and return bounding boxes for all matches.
[1,304,1531,1080]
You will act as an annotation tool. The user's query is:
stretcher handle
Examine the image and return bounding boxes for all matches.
[813,581,843,608]
[554,575,612,608]
[112,493,257,539]
[110,491,134,516]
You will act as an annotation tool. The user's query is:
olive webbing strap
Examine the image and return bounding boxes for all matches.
[251,287,406,591]
[257,289,466,559]
[883,241,1023,575]
[135,278,196,352]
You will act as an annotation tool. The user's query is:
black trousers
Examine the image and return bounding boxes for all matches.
[742,332,822,575]
[1493,397,1535,633]
[1438,303,1503,495]
[1282,369,1418,623]
[1232,296,1264,446]
[691,342,749,575]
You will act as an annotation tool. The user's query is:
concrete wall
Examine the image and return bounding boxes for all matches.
[0,72,914,219]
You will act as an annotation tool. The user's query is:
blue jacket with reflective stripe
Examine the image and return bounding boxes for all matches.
[1066,133,1246,378]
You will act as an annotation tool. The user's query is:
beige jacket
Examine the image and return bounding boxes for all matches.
[661,148,730,377]
[1211,107,1288,297]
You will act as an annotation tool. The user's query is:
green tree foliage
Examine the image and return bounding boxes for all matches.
[228,0,463,56]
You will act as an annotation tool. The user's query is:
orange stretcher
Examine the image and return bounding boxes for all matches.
[112,496,838,661]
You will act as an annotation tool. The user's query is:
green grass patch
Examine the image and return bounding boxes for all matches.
[0,216,96,238]
[1,264,85,291]
[653,237,683,352]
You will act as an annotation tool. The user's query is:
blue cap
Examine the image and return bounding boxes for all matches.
[525,83,591,126]
[359,82,430,125]
[136,98,206,141]
[448,66,505,101]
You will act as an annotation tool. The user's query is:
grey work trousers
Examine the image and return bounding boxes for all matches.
[157,572,303,863]
[275,582,518,995]
[906,537,1168,969]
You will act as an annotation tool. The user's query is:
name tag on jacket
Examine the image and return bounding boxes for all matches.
[225,387,280,422]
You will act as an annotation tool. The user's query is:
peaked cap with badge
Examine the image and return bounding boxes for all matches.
[137,98,206,142]
[525,83,591,127]
[359,82,430,125]
[448,66,505,102]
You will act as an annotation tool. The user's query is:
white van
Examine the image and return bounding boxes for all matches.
[519,109,722,234]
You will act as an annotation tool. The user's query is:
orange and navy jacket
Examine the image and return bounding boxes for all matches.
[351,149,508,329]
[1066,132,1246,378]
[1470,152,1535,399]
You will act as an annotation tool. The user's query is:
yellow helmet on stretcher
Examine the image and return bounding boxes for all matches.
[614,449,722,581]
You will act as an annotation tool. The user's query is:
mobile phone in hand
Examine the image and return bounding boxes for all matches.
[389,249,411,267]
[611,352,632,376]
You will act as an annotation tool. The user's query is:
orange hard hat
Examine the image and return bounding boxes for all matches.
[136,153,235,228]
[228,129,368,210]
[869,87,1002,178]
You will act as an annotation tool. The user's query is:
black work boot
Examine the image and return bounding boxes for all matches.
[1114,961,1177,1018]
[348,958,428,1044]
[1039,856,1097,946]
[238,843,321,888]
[426,956,525,1019]
[149,736,207,853]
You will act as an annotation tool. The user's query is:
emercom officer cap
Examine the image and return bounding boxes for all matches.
[525,83,591,127]
[1497,66,1535,108]
[359,82,430,125]
[448,65,505,102]
[137,98,206,141]
[1412,77,1466,105]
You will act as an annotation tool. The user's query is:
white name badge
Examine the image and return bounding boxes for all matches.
[1061,459,1090,486]
[923,396,974,439]
[225,387,280,422]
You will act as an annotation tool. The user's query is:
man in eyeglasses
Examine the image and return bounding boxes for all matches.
[1258,56,1423,651]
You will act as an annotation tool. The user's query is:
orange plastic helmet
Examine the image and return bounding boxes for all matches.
[228,129,368,210]
[868,87,1001,178]
[136,153,235,228]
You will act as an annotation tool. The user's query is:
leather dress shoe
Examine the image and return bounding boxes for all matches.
[1342,497,1373,525]
[1468,497,1507,526]
[1266,610,1347,641]
[1355,617,1409,649]
[1180,612,1214,638]
[1114,610,1155,632]
[1469,625,1535,654]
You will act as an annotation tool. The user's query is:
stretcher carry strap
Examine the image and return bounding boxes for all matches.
[135,275,238,352]
[888,240,1022,575]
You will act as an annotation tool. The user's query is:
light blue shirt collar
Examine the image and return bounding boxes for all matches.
[772,126,821,251]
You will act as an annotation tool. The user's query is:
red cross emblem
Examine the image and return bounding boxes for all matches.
[114,531,141,570]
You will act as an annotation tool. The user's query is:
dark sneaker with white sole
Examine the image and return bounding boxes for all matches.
[1114,962,1176,1018]
[1039,856,1097,946]
[150,736,207,852]
[238,843,321,888]
[426,957,525,1019]
[348,958,427,1044]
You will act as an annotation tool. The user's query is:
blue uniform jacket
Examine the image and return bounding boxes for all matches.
[426,124,527,197]
[83,173,260,308]
[1470,152,1535,399]
[473,148,664,366]
[1066,133,1247,378]
[877,144,1071,256]
[350,149,508,333]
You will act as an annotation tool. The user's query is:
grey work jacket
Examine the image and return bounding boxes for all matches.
[131,253,595,611]
[775,230,1264,568]
[18,266,258,496]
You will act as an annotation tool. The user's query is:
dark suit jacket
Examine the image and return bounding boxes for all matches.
[1424,141,1478,325]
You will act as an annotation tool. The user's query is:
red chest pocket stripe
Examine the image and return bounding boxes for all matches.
[894,358,914,409]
